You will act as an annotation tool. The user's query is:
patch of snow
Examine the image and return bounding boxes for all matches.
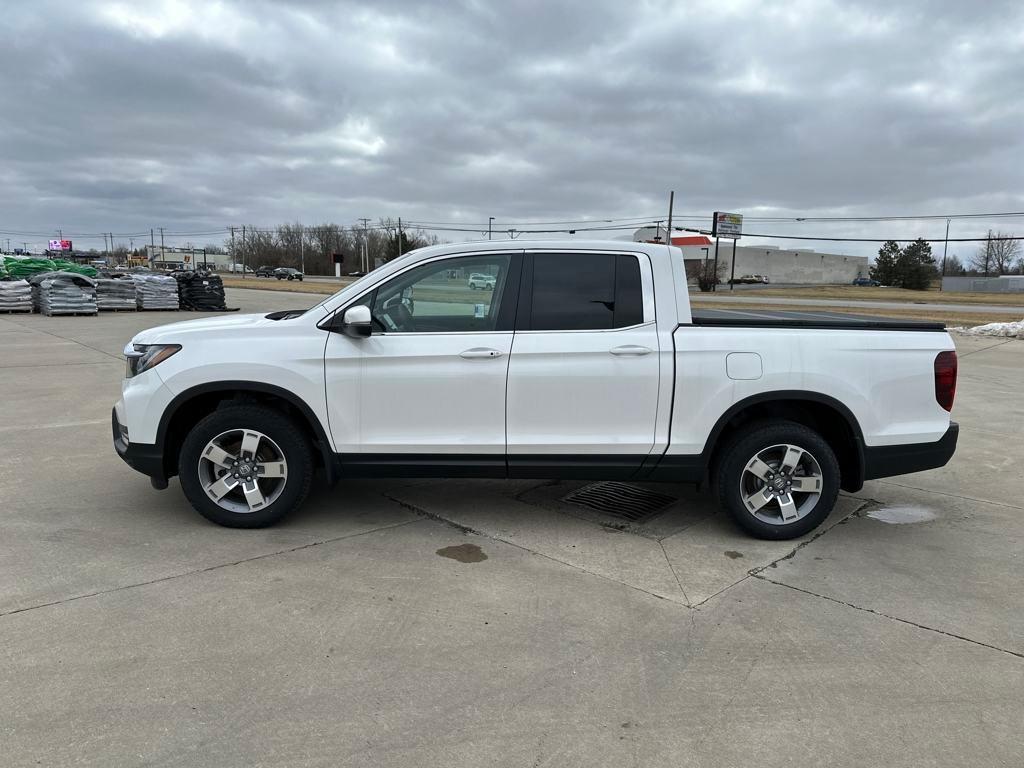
[949,318,1024,339]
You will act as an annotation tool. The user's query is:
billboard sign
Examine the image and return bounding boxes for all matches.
[712,212,742,239]
[48,239,73,251]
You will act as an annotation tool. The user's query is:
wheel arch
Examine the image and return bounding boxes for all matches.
[703,391,865,492]
[156,381,338,483]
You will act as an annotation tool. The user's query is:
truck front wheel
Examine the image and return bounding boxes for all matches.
[716,421,840,540]
[178,404,314,528]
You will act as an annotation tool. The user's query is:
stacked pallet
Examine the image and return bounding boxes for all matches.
[29,272,98,316]
[131,274,180,310]
[0,279,33,312]
[96,277,138,311]
[174,271,228,311]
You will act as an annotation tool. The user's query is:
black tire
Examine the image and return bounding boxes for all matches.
[716,420,840,540]
[178,404,314,528]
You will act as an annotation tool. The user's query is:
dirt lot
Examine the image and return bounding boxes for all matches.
[1,287,1022,766]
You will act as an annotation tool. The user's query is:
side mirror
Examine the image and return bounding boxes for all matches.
[341,305,372,338]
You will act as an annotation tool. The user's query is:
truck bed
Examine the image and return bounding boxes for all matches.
[690,308,946,332]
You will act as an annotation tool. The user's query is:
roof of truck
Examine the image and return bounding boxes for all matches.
[403,239,672,259]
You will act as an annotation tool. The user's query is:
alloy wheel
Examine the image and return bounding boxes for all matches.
[739,443,824,525]
[197,429,288,514]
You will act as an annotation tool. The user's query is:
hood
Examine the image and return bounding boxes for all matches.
[132,312,290,344]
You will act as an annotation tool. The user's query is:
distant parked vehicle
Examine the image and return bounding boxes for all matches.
[468,272,497,290]
[228,263,254,274]
[274,267,304,281]
[255,266,276,277]
[853,277,880,286]
[730,274,770,285]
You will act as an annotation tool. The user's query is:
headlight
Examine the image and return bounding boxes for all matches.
[124,344,181,378]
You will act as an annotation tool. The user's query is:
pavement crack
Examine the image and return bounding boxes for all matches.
[955,338,1016,358]
[873,480,1024,512]
[689,499,870,608]
[382,492,692,609]
[659,539,691,606]
[754,575,1024,660]
[0,518,420,621]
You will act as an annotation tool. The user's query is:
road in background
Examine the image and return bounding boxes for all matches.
[692,293,1024,316]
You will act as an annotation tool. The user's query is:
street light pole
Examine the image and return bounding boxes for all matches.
[488,217,494,240]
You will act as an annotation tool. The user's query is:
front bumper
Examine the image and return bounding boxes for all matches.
[862,422,959,481]
[112,407,167,488]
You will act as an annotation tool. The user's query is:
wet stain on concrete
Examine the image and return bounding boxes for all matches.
[436,543,488,563]
[724,550,744,559]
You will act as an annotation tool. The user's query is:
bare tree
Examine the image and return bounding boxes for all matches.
[970,231,1021,275]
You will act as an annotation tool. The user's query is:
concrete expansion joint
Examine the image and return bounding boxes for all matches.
[380,491,695,610]
[0,518,421,621]
[754,575,1024,660]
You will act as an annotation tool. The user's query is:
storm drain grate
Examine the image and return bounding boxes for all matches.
[562,481,677,522]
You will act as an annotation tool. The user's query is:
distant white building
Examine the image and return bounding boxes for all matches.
[632,227,868,284]
[145,245,231,270]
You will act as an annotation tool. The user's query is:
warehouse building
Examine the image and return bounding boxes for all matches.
[632,227,869,284]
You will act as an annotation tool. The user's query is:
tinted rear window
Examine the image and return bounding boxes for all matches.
[529,253,644,330]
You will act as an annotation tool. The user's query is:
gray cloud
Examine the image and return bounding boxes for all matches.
[1,0,1022,257]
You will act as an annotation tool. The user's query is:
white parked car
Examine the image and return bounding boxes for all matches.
[113,240,958,539]
[468,272,497,290]
[227,263,254,274]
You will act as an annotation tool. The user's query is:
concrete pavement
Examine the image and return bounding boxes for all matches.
[1,293,1021,766]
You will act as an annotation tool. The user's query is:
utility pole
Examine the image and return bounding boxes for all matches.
[984,229,992,277]
[300,224,305,273]
[359,218,371,272]
[229,226,236,269]
[488,216,494,240]
[241,225,247,278]
[666,190,675,246]
[397,217,403,259]
[159,227,165,263]
[940,218,950,290]
[150,228,155,265]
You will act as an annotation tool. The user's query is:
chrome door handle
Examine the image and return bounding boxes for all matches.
[460,348,504,359]
[609,345,652,356]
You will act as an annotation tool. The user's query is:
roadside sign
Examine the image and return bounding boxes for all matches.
[48,239,73,251]
[712,212,742,239]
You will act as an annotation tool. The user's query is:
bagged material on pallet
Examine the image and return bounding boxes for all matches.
[173,270,231,311]
[28,271,98,316]
[96,277,138,310]
[131,274,180,310]
[0,279,33,311]
[4,257,58,280]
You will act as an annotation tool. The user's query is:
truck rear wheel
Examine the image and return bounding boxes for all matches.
[178,404,313,528]
[716,421,840,540]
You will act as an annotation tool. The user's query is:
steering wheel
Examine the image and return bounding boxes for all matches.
[377,295,416,332]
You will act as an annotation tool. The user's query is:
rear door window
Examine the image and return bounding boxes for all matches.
[526,253,644,331]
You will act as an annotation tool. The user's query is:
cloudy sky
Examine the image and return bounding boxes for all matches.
[2,0,1022,256]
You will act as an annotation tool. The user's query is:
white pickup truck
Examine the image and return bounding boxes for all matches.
[113,240,959,539]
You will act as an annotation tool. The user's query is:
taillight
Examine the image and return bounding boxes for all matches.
[934,351,957,412]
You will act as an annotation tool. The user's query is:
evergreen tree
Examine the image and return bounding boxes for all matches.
[870,241,900,285]
[896,238,936,290]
